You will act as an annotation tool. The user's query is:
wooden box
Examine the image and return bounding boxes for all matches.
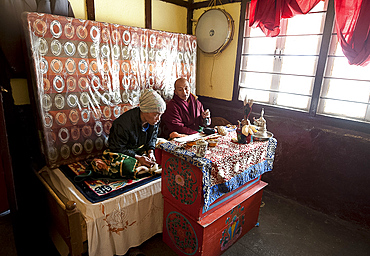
[163,180,267,256]
[161,150,262,221]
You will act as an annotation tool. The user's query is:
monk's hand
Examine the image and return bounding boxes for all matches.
[202,109,210,119]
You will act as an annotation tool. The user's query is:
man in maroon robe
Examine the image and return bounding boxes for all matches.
[162,78,211,138]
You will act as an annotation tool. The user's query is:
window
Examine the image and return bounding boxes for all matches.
[318,34,370,121]
[238,0,370,123]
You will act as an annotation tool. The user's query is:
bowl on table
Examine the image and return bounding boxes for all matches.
[186,140,197,147]
[208,139,218,147]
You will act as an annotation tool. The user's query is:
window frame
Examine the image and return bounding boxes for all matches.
[232,0,370,133]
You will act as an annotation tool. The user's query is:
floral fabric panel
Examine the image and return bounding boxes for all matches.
[24,12,197,168]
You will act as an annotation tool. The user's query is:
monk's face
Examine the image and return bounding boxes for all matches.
[142,112,162,126]
[174,79,190,101]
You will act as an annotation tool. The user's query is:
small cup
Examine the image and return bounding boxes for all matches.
[208,139,218,147]
[192,139,208,157]
[186,141,197,147]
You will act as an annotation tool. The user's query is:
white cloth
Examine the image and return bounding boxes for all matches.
[44,167,163,256]
[139,89,166,113]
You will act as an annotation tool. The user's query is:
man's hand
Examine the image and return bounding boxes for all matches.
[135,154,155,167]
[202,109,211,119]
[147,150,156,163]
[169,131,187,139]
[202,109,211,126]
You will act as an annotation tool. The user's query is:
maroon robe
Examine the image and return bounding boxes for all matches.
[162,93,205,137]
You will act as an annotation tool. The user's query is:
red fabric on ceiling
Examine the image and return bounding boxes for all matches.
[249,0,322,37]
[335,0,370,66]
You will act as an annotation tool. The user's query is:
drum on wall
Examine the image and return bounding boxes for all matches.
[195,8,234,54]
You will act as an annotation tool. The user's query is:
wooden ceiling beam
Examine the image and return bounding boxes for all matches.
[192,0,241,10]
[159,0,190,8]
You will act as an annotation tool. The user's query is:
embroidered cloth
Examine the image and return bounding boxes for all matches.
[59,159,160,203]
[159,131,277,211]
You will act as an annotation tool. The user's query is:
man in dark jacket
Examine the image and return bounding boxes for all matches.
[108,89,166,167]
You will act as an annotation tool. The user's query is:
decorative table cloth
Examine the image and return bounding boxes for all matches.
[159,131,277,212]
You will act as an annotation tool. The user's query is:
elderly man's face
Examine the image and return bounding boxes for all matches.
[174,80,190,101]
[142,112,162,126]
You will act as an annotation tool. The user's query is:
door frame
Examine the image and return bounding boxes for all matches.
[0,90,17,214]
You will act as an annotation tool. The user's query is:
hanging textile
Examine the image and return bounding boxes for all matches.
[249,0,322,37]
[335,0,370,66]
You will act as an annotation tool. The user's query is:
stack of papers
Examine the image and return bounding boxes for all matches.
[173,133,207,143]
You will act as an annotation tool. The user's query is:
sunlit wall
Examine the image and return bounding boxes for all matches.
[95,0,145,27]
[153,0,187,34]
[69,0,87,19]
[194,3,240,101]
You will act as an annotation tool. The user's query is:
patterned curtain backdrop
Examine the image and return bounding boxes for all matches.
[23,12,197,168]
[335,0,370,66]
[249,0,322,37]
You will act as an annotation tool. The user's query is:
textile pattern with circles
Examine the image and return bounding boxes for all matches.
[25,12,197,168]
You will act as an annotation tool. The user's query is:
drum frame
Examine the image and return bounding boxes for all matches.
[195,8,235,54]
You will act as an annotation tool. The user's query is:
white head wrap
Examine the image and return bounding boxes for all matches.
[139,89,166,113]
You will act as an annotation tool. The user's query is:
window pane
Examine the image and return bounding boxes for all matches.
[285,13,325,35]
[320,99,367,119]
[239,1,334,117]
[283,35,321,55]
[239,87,270,103]
[322,79,370,103]
[311,1,326,12]
[250,26,270,37]
[279,75,314,95]
[276,93,310,110]
[333,37,344,56]
[327,56,370,80]
[280,56,318,76]
[320,31,370,121]
[239,72,272,90]
[243,37,277,54]
[241,55,275,72]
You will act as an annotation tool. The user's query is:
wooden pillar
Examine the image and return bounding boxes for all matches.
[66,201,84,256]
[145,0,152,29]
[187,0,194,35]
[232,0,248,101]
[86,0,95,21]
[309,0,335,116]
[0,91,17,214]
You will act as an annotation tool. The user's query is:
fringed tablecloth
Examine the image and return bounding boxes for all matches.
[159,131,277,212]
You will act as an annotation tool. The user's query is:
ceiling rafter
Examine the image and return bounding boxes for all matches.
[160,0,190,8]
[85,0,242,34]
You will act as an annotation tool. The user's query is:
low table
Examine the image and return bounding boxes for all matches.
[159,131,277,255]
